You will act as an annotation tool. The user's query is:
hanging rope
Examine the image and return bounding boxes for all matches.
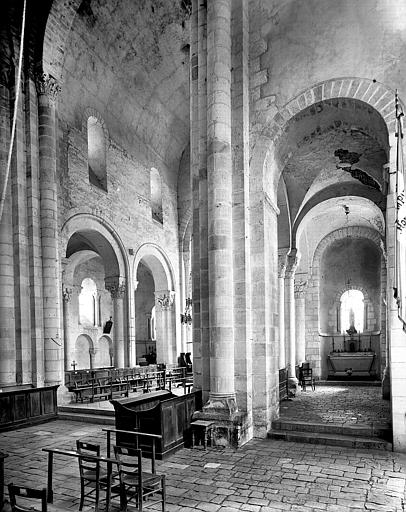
[0,0,27,223]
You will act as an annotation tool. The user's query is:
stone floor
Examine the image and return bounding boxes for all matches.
[280,385,391,428]
[1,385,405,512]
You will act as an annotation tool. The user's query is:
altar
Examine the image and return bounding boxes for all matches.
[327,351,376,378]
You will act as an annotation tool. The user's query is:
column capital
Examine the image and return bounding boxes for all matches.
[294,280,307,299]
[278,253,288,278]
[62,286,73,303]
[106,280,127,300]
[155,290,175,310]
[35,72,61,103]
[285,250,300,278]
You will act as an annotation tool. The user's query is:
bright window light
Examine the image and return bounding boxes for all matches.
[340,289,364,334]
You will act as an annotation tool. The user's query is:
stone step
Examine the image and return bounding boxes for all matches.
[317,380,381,387]
[272,419,392,441]
[57,406,115,425]
[58,405,115,416]
[268,429,392,450]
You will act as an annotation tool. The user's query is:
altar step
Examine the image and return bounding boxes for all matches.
[268,419,392,451]
[57,405,115,425]
[317,379,381,386]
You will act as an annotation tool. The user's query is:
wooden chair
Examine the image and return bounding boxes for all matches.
[114,445,165,511]
[300,362,315,391]
[76,440,108,511]
[8,484,47,512]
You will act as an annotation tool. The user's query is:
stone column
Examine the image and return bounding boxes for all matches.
[62,286,74,372]
[278,254,287,369]
[205,0,236,413]
[36,73,62,386]
[0,69,16,387]
[89,348,95,369]
[181,250,192,354]
[386,135,406,451]
[190,0,202,391]
[128,280,137,367]
[154,290,176,365]
[285,251,299,383]
[295,279,307,364]
[106,278,126,369]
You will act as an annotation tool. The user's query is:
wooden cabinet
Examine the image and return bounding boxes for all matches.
[0,385,58,432]
[111,389,202,459]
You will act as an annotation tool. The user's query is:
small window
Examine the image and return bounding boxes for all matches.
[150,167,163,224]
[88,116,107,191]
[150,306,156,340]
[79,278,98,325]
[340,290,364,334]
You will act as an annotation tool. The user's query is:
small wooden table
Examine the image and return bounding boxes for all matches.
[190,420,215,450]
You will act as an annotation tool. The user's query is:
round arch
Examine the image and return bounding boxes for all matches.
[63,250,101,285]
[311,226,384,279]
[250,77,401,203]
[61,213,129,281]
[74,333,93,370]
[133,243,175,292]
[82,107,110,144]
[306,226,385,377]
[94,335,113,368]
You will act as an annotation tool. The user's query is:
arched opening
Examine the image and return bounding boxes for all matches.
[133,245,177,366]
[340,289,364,335]
[75,335,92,370]
[62,215,128,371]
[78,277,97,326]
[94,336,112,368]
[135,262,156,364]
[88,115,107,191]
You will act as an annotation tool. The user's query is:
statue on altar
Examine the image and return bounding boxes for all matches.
[346,308,357,337]
[346,324,357,337]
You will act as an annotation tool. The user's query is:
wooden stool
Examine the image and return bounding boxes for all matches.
[190,420,215,450]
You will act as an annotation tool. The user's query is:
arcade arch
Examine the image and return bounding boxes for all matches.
[249,80,393,435]
[62,215,129,373]
[133,244,178,366]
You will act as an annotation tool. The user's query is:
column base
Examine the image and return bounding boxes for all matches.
[288,376,299,397]
[57,384,73,405]
[192,394,249,447]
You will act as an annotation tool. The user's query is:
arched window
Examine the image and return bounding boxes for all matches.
[150,167,163,224]
[88,116,107,191]
[340,290,364,334]
[79,278,97,325]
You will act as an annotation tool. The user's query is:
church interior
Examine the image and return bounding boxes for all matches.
[1,0,406,486]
